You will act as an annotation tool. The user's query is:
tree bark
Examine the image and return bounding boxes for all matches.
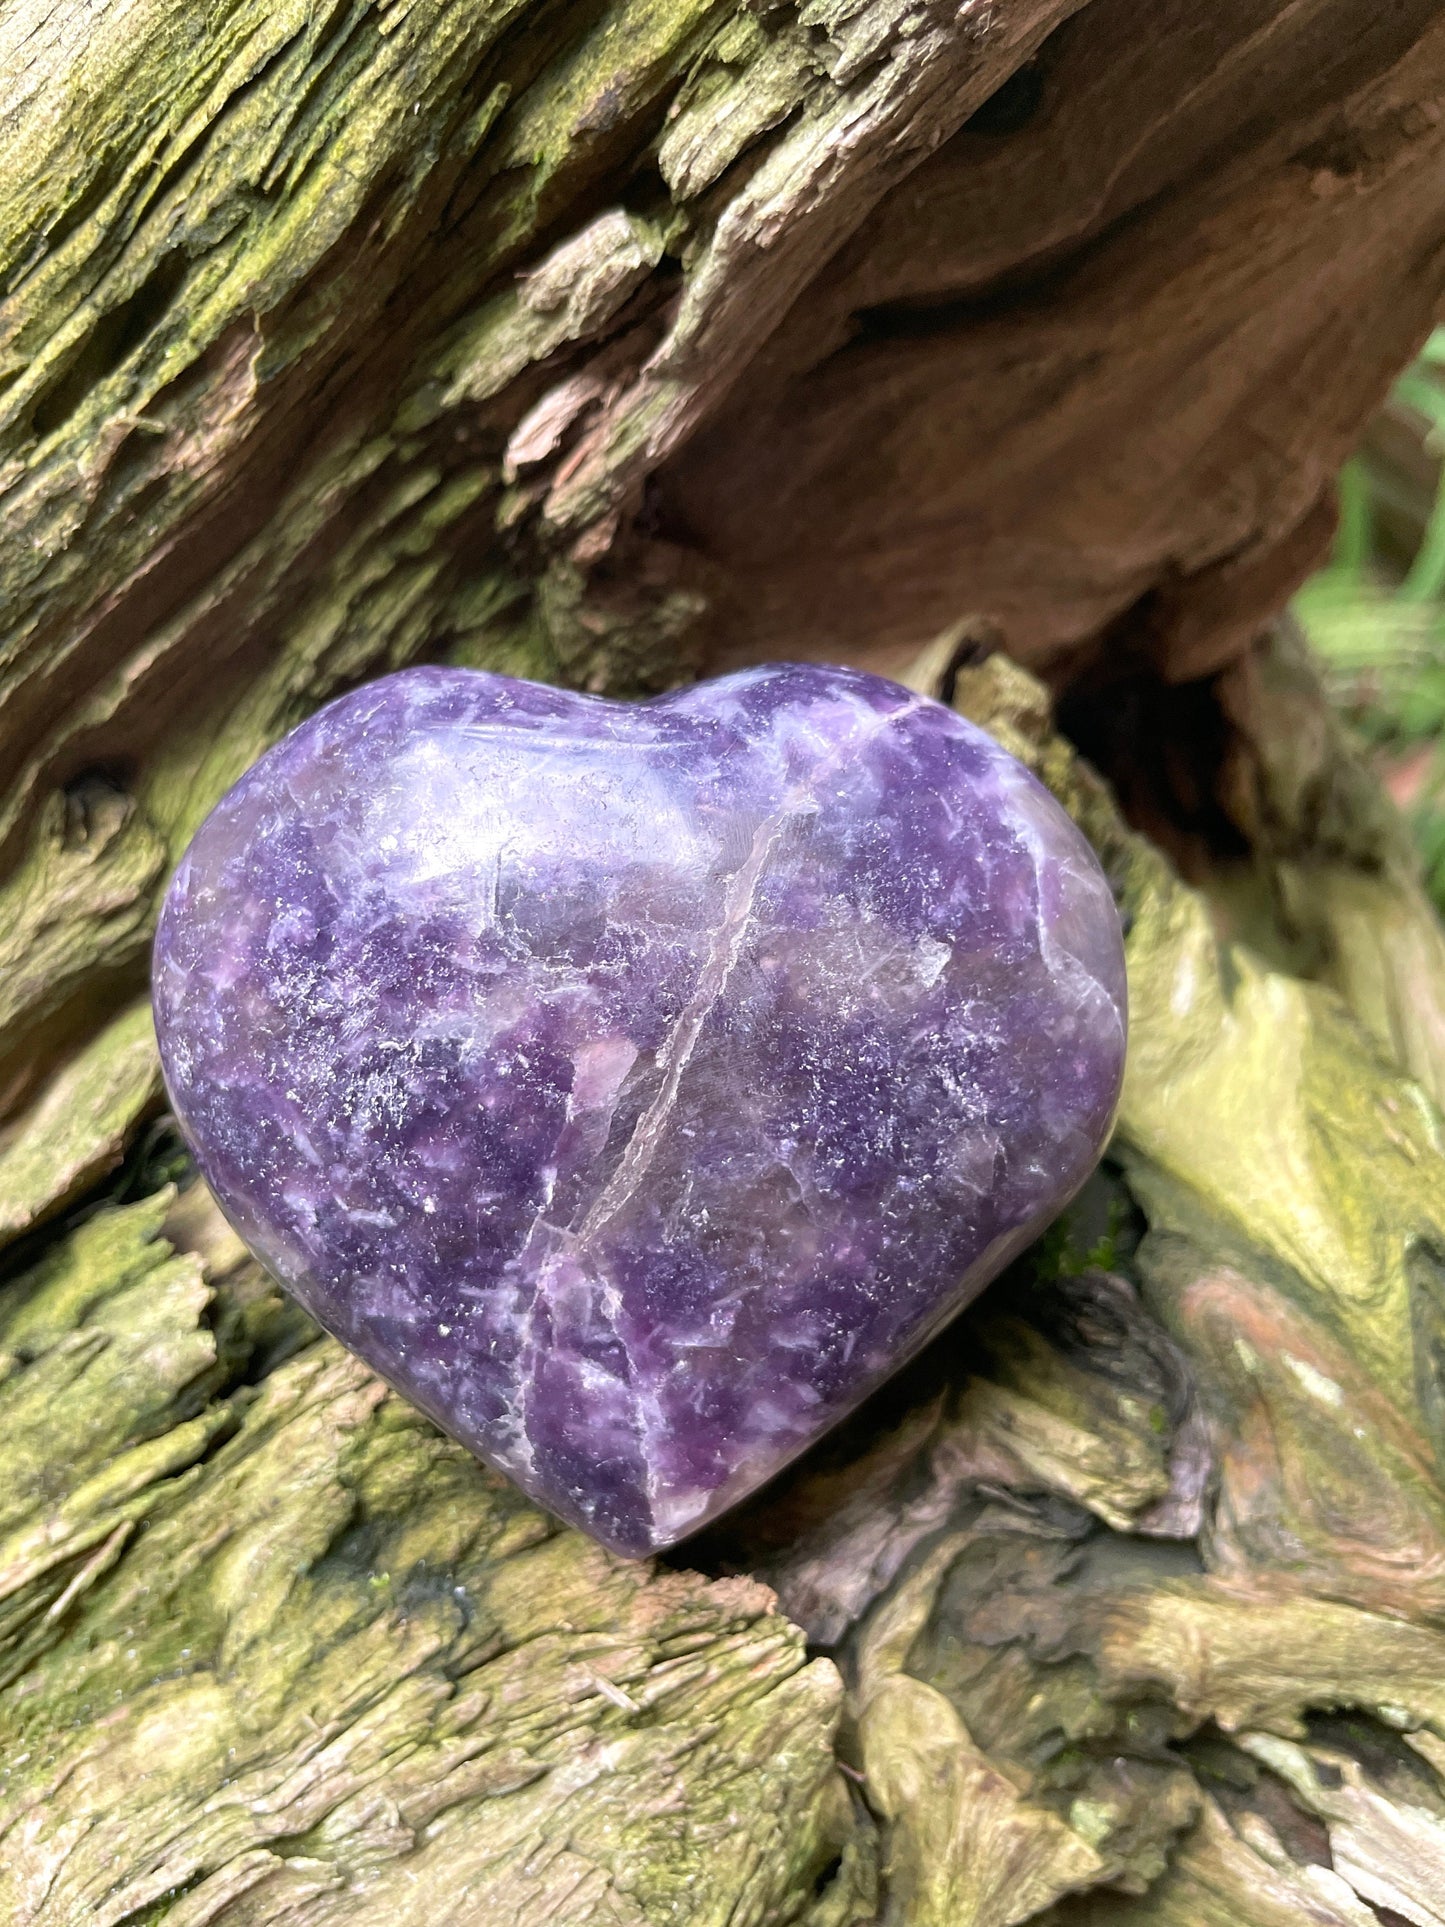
[4,1,1445,1922]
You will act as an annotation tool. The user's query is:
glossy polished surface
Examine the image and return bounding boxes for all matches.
[154,664,1126,1554]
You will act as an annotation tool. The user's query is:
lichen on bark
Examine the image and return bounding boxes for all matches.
[0,1182,865,1925]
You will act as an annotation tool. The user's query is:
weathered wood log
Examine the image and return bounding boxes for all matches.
[5,0,1445,1920]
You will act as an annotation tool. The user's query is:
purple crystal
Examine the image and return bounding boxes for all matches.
[153,664,1126,1555]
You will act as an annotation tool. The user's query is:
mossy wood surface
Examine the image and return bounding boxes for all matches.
[5,0,1445,1920]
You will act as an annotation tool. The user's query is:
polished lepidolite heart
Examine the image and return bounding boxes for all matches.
[154,663,1126,1554]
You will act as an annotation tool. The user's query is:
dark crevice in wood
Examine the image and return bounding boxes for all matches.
[30,250,190,438]
[960,12,1078,139]
[1055,641,1253,877]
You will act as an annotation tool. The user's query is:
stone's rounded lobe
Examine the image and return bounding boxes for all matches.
[152,663,1126,1555]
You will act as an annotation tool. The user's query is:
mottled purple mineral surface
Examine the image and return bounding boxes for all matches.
[153,663,1126,1554]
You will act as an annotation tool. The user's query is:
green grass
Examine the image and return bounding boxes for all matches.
[1294,327,1445,908]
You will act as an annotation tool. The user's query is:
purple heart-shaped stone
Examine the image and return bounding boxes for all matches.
[154,663,1125,1554]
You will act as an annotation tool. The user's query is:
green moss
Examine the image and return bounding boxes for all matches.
[0,1000,161,1240]
[0,1173,863,1921]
